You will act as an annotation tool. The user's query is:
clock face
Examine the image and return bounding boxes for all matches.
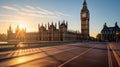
[82,13,86,18]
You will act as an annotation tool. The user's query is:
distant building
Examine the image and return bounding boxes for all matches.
[7,20,81,41]
[101,22,120,41]
[80,0,90,40]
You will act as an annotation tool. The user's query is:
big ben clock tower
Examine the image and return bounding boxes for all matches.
[80,0,90,40]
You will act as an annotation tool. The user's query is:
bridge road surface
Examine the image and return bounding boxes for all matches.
[0,42,119,67]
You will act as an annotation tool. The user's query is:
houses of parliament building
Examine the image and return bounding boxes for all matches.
[7,20,81,41]
[7,0,90,41]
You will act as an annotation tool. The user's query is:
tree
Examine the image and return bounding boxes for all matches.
[96,33,102,41]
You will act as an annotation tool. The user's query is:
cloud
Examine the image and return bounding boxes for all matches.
[26,5,35,10]
[1,6,18,11]
[37,7,54,15]
[21,8,35,13]
[19,11,40,17]
[0,14,12,17]
[0,5,71,21]
[55,11,71,17]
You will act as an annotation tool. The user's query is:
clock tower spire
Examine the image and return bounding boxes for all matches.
[80,0,90,40]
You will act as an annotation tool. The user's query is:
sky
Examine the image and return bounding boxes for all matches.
[0,0,120,37]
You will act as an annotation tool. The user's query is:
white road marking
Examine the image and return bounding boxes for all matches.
[109,44,120,67]
[58,45,97,67]
[107,45,113,67]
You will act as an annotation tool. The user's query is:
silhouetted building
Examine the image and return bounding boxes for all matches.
[0,33,7,41]
[7,20,81,41]
[101,22,120,41]
[7,25,26,41]
[80,0,90,40]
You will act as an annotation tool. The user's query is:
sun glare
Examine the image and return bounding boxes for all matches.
[16,57,27,63]
[19,24,26,29]
[17,20,28,30]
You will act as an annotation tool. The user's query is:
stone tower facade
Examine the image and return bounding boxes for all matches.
[80,0,90,40]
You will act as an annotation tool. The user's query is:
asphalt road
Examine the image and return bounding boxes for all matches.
[0,42,119,67]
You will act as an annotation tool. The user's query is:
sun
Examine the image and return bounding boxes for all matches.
[14,20,36,32]
[17,20,28,30]
[19,24,27,29]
